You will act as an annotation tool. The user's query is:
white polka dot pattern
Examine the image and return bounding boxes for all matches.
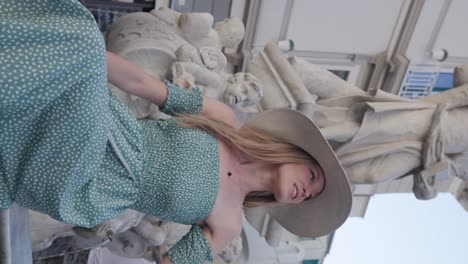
[0,0,114,225]
[165,224,214,263]
[131,116,220,225]
[160,80,203,115]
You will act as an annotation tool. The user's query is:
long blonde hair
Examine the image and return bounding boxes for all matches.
[174,114,314,207]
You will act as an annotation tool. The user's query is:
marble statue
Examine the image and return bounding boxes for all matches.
[72,209,145,241]
[150,7,245,50]
[292,56,468,199]
[288,56,366,99]
[170,43,263,109]
[172,61,263,108]
[170,44,227,89]
[248,43,468,200]
[105,8,258,119]
[29,211,75,252]
[100,215,192,261]
[221,72,263,109]
[175,44,227,73]
[30,210,242,263]
[102,215,242,262]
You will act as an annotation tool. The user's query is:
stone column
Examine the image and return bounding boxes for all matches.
[0,204,32,264]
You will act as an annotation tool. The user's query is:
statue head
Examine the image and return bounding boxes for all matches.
[222,72,263,108]
[214,17,245,49]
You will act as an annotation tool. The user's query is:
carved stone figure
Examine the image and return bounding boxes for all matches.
[222,72,263,109]
[105,229,150,259]
[194,16,245,50]
[105,8,258,119]
[29,211,75,252]
[86,214,242,263]
[248,43,468,200]
[102,215,191,261]
[106,11,186,59]
[288,56,365,99]
[170,44,263,109]
[29,212,111,261]
[171,44,227,88]
[150,7,245,50]
[172,61,263,108]
[72,209,145,240]
[295,58,468,199]
[29,210,243,263]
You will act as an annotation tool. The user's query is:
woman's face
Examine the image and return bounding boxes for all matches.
[271,162,326,204]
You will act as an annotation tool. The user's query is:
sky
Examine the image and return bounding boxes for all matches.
[325,193,468,264]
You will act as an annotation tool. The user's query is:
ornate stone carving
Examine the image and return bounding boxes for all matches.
[106,7,259,119]
[248,43,468,200]
[171,61,263,109]
[30,210,242,263]
[150,7,245,50]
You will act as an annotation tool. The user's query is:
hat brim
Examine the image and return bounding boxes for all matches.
[242,109,352,237]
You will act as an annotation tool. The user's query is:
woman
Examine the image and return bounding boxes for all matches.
[0,1,352,263]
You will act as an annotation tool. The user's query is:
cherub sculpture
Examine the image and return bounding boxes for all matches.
[31,210,243,263]
[170,45,263,109]
[84,214,242,263]
[105,8,261,119]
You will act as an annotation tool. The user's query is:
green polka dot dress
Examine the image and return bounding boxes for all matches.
[0,0,113,223]
[0,2,219,262]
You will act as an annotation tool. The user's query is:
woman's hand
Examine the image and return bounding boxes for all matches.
[171,62,195,89]
[174,79,193,89]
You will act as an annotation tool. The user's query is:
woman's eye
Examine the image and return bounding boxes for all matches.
[310,171,316,181]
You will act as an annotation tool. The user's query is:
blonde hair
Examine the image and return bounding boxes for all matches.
[174,114,314,207]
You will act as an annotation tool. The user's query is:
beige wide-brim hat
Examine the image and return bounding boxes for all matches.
[243,109,352,237]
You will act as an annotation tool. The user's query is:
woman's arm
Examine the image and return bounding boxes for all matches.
[160,221,241,264]
[200,222,241,253]
[106,52,238,127]
[106,52,168,107]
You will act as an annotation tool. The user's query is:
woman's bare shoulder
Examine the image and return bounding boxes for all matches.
[206,138,244,232]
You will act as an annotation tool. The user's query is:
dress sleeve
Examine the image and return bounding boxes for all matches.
[164,224,214,264]
[160,80,204,115]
